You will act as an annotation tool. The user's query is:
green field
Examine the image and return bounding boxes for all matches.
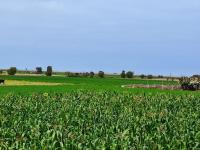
[0,75,184,96]
[0,75,200,149]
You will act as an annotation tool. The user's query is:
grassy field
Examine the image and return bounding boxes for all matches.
[0,75,182,95]
[0,75,200,149]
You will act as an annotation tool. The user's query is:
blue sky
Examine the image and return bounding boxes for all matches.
[0,0,200,76]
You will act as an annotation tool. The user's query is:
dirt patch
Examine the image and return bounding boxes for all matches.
[122,84,181,90]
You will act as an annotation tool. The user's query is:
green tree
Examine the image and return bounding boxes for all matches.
[98,71,104,78]
[36,67,43,74]
[7,67,17,75]
[121,70,126,78]
[147,75,153,79]
[90,72,95,78]
[140,74,145,79]
[126,71,134,78]
[46,66,52,76]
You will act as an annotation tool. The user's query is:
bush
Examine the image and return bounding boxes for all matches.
[7,67,17,75]
[0,70,2,74]
[36,67,43,74]
[126,71,134,78]
[90,72,95,78]
[121,70,126,78]
[46,66,52,76]
[98,71,104,78]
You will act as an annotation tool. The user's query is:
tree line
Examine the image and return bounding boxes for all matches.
[0,67,106,78]
[0,67,176,80]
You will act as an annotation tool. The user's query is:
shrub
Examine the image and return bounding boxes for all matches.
[7,67,17,75]
[46,66,52,76]
[121,70,126,78]
[36,67,43,74]
[126,71,134,78]
[98,71,104,78]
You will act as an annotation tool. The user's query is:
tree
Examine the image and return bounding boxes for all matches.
[121,70,126,78]
[140,74,145,79]
[158,75,164,78]
[90,72,95,78]
[126,71,134,78]
[7,67,17,75]
[0,70,2,74]
[36,67,42,74]
[46,66,52,76]
[98,71,104,78]
[147,75,153,79]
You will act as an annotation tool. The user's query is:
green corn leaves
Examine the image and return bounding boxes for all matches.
[0,91,200,149]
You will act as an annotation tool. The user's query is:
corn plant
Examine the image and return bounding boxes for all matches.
[0,91,200,149]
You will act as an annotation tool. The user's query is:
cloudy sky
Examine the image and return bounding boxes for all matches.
[0,0,200,75]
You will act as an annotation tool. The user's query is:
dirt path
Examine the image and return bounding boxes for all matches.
[122,84,181,90]
[1,80,70,86]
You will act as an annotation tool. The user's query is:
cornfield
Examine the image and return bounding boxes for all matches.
[0,91,200,149]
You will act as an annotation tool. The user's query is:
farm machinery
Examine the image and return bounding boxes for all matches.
[179,76,200,91]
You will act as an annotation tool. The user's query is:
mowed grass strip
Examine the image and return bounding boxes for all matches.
[3,80,73,86]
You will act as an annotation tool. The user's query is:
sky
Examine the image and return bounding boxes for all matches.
[0,0,200,76]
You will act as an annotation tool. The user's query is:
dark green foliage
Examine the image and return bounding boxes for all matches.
[0,70,2,74]
[82,72,90,77]
[158,75,164,78]
[7,67,17,75]
[98,71,104,78]
[147,74,153,79]
[36,67,43,74]
[126,71,134,78]
[121,70,126,78]
[46,66,52,76]
[90,72,95,78]
[140,74,145,79]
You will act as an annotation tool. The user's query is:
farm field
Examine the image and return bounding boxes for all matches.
[0,75,183,96]
[0,75,200,149]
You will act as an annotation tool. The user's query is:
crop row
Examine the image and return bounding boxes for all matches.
[0,91,200,149]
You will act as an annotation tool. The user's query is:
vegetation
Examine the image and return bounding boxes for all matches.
[179,76,200,91]
[98,71,104,78]
[121,70,126,78]
[126,71,134,78]
[90,72,95,78]
[1,72,199,148]
[140,74,145,79]
[147,75,153,79]
[0,91,200,149]
[7,67,17,75]
[46,66,52,76]
[36,67,43,74]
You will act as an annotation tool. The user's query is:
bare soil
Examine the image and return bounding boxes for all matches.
[122,84,181,90]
